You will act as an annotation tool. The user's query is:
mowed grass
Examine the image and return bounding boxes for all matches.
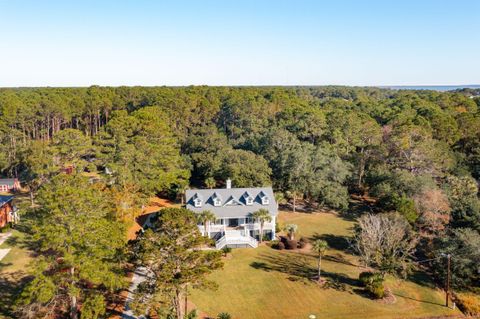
[190,212,461,319]
[0,229,33,319]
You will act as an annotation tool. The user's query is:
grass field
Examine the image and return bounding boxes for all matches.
[0,229,33,319]
[190,211,461,319]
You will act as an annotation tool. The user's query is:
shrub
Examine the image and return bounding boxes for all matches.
[456,292,480,316]
[359,271,385,299]
[298,237,309,248]
[285,239,298,250]
[0,224,11,233]
[217,312,232,319]
[359,271,374,286]
[186,309,198,319]
[271,239,286,250]
[370,284,385,299]
[221,246,232,257]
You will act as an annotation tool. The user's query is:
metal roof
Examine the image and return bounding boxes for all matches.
[186,187,278,218]
[0,195,13,207]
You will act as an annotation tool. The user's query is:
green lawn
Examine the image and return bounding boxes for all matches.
[190,212,461,319]
[0,229,33,319]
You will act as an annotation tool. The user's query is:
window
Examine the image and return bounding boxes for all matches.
[194,199,202,207]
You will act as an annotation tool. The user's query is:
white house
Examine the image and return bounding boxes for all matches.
[185,179,277,249]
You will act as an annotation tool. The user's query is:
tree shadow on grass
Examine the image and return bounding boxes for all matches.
[0,271,32,318]
[406,269,439,290]
[311,233,350,251]
[250,251,362,292]
[341,197,378,222]
[393,292,445,307]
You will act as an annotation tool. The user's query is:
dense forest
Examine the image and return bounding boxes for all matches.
[1,86,479,317]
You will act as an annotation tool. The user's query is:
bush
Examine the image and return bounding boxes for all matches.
[370,284,385,299]
[285,239,297,250]
[0,224,11,233]
[271,240,285,250]
[456,292,480,316]
[217,312,232,319]
[359,271,385,299]
[298,237,309,248]
[221,246,232,257]
[186,309,198,319]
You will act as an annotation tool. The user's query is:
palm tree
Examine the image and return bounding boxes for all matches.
[284,223,298,240]
[312,239,328,282]
[251,208,272,243]
[205,177,216,189]
[197,210,216,238]
[274,192,286,209]
[217,313,231,319]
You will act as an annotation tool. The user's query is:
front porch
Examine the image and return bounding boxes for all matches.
[199,216,276,248]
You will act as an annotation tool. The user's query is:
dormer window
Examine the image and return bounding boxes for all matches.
[243,191,254,206]
[258,191,269,205]
[211,192,222,207]
[192,193,203,208]
[194,198,202,207]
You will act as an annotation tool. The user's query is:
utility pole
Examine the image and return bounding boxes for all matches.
[445,254,451,308]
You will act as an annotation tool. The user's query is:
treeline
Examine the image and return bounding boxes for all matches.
[1,86,479,292]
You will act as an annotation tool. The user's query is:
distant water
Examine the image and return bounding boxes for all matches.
[381,85,480,92]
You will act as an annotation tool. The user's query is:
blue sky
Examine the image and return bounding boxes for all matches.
[0,0,479,86]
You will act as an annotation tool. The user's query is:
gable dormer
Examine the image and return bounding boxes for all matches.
[224,195,242,206]
[242,191,254,206]
[211,192,222,207]
[192,193,203,208]
[258,191,270,205]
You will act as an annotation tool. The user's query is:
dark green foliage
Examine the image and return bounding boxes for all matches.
[0,85,479,296]
[16,174,126,318]
[95,107,190,195]
[186,309,198,319]
[359,272,385,299]
[433,228,480,290]
[222,246,232,257]
[217,312,232,319]
[131,207,223,319]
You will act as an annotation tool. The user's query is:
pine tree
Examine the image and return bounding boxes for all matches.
[131,208,223,319]
[17,174,126,319]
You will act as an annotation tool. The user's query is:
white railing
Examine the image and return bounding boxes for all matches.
[215,230,258,249]
[241,222,274,231]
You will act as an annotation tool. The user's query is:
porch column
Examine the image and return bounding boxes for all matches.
[271,216,276,240]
